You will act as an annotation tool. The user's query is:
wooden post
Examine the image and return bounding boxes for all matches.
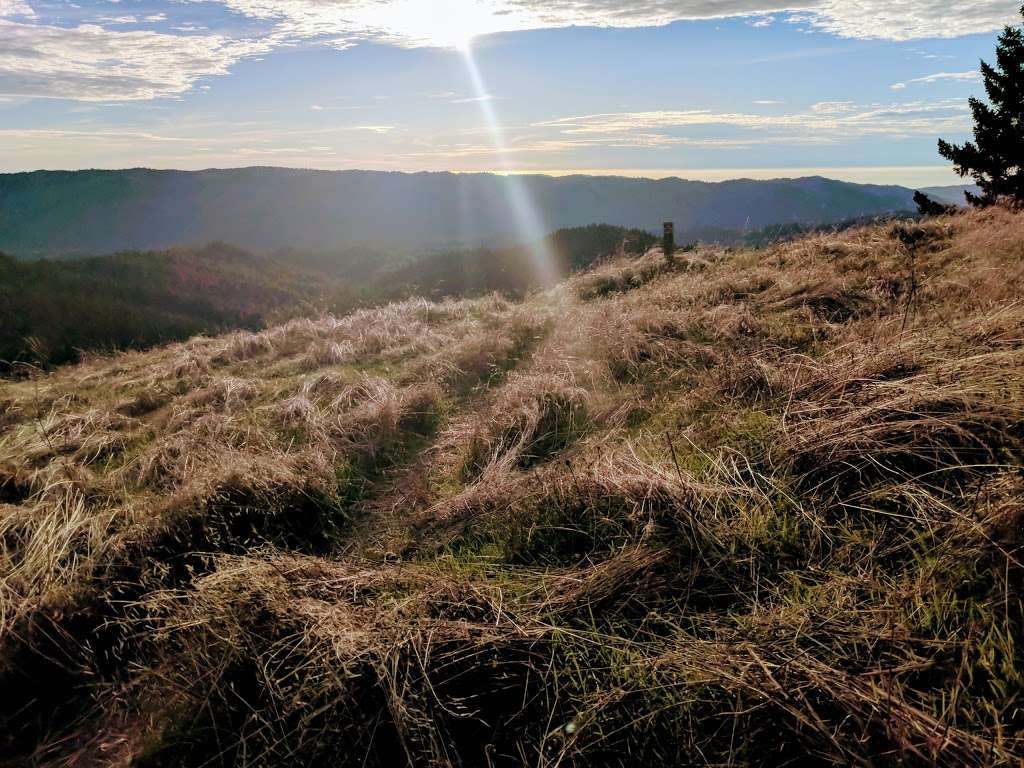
[663,221,675,264]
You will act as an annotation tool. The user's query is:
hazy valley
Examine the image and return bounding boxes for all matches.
[0,168,974,256]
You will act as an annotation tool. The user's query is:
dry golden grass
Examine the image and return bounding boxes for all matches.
[1,206,1023,766]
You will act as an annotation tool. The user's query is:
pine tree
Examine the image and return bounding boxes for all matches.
[938,6,1024,206]
[913,191,955,217]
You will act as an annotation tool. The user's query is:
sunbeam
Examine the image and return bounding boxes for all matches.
[460,43,559,287]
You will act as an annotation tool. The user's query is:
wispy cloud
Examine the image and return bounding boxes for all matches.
[208,0,818,49]
[0,0,33,17]
[811,0,1017,41]
[533,98,972,145]
[0,0,1017,104]
[202,0,1022,52]
[220,0,1021,45]
[0,18,271,101]
[890,70,982,90]
[94,15,143,24]
[0,121,395,163]
[449,93,500,104]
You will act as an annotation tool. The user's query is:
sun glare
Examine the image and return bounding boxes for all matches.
[459,44,559,286]
[348,0,513,50]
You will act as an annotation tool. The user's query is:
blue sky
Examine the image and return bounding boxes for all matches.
[0,0,1018,185]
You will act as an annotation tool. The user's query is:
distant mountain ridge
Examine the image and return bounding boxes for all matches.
[919,184,980,207]
[0,167,956,256]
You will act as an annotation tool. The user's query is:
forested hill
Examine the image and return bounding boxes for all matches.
[0,223,651,371]
[0,244,330,370]
[0,167,928,256]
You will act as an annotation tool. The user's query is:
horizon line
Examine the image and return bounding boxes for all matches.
[0,164,965,188]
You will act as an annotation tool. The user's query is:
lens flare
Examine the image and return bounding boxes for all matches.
[460,44,559,287]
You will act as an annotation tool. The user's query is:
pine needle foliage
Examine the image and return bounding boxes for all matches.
[939,6,1024,205]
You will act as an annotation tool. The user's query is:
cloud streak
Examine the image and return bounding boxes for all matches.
[534,99,973,143]
[891,70,982,90]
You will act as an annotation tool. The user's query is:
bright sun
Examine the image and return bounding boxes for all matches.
[346,0,520,49]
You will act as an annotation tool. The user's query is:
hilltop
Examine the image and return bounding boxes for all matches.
[0,168,947,257]
[1,206,1022,766]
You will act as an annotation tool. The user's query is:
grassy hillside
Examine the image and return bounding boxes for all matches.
[1,207,1022,766]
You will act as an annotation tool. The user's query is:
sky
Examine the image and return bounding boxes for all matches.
[0,0,1018,185]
